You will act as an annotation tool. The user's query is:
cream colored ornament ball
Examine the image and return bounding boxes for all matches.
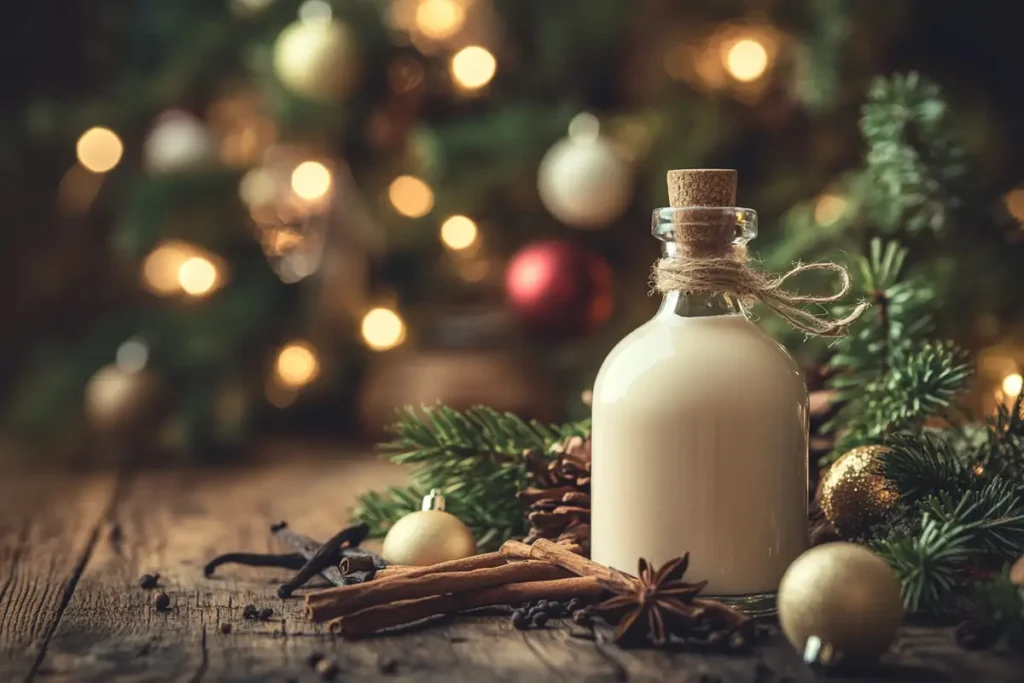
[778,543,903,665]
[537,134,633,229]
[381,490,477,566]
[273,19,360,100]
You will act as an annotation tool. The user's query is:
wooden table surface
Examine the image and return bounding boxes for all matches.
[1,443,1020,683]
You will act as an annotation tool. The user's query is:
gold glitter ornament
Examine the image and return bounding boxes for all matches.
[820,445,899,537]
[779,543,903,665]
[382,489,477,566]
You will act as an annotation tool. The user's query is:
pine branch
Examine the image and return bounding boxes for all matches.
[976,391,1024,479]
[922,477,1024,559]
[860,72,967,234]
[881,431,973,502]
[353,404,589,551]
[971,570,1024,648]
[878,515,973,613]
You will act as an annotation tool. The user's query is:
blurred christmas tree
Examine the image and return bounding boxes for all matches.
[3,0,1024,458]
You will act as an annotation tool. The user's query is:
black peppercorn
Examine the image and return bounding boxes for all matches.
[259,607,274,621]
[378,657,398,675]
[139,573,160,589]
[536,599,548,609]
[314,657,338,680]
[531,612,550,628]
[511,609,530,630]
[567,598,582,613]
[220,623,232,635]
[305,652,325,668]
[548,600,564,615]
[154,592,170,611]
[571,610,593,627]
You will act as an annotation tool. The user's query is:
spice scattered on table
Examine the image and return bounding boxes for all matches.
[305,652,325,668]
[314,657,338,680]
[220,622,232,634]
[377,657,398,675]
[259,606,274,620]
[138,573,160,589]
[153,592,171,611]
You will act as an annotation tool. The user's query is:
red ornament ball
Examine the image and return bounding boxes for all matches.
[505,240,613,339]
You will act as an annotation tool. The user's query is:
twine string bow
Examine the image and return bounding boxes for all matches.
[653,253,868,338]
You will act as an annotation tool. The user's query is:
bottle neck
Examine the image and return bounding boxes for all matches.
[654,241,742,319]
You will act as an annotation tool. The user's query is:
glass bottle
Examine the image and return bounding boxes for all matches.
[591,179,809,616]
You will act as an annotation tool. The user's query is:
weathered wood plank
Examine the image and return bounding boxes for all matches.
[0,469,118,681]
[35,448,410,682]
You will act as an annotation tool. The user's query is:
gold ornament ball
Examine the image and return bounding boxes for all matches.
[779,543,903,664]
[273,20,360,100]
[820,445,899,537]
[382,509,477,566]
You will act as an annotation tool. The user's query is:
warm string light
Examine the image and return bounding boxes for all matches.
[1004,188,1024,226]
[450,46,496,89]
[1003,372,1024,397]
[415,0,465,39]
[291,160,333,202]
[723,38,769,82]
[141,241,223,297]
[76,127,124,173]
[440,215,479,251]
[814,193,848,225]
[275,341,320,388]
[178,257,219,297]
[361,307,406,351]
[388,175,434,217]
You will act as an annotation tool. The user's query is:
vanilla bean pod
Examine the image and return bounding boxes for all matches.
[203,552,307,577]
[274,522,371,598]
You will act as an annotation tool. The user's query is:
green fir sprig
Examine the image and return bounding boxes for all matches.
[355,404,588,551]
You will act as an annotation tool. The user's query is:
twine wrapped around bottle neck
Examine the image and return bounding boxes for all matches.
[652,219,867,337]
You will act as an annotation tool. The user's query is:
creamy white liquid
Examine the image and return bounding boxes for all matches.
[592,313,808,595]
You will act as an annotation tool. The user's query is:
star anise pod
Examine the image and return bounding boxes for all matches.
[591,554,755,648]
[592,554,709,647]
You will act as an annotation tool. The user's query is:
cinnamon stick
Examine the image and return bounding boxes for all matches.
[306,551,505,605]
[306,561,570,622]
[499,539,637,592]
[373,566,415,579]
[329,577,604,638]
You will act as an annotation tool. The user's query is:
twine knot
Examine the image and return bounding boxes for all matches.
[652,234,867,337]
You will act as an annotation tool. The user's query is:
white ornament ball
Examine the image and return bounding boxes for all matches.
[538,135,633,229]
[273,19,360,100]
[143,111,217,173]
[382,509,477,566]
[778,543,903,664]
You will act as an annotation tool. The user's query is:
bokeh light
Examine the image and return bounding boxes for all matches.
[450,46,496,89]
[724,38,768,83]
[115,338,150,374]
[440,215,479,251]
[1004,188,1024,225]
[275,341,320,388]
[388,175,434,217]
[361,307,407,351]
[177,256,219,297]
[291,160,333,201]
[1003,372,1023,397]
[814,193,848,225]
[76,127,124,173]
[415,0,465,39]
[142,241,195,295]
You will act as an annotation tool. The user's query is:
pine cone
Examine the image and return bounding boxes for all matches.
[519,435,592,554]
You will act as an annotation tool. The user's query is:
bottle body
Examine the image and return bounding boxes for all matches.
[591,308,808,597]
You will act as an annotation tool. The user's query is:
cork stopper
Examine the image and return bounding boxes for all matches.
[666,169,737,208]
